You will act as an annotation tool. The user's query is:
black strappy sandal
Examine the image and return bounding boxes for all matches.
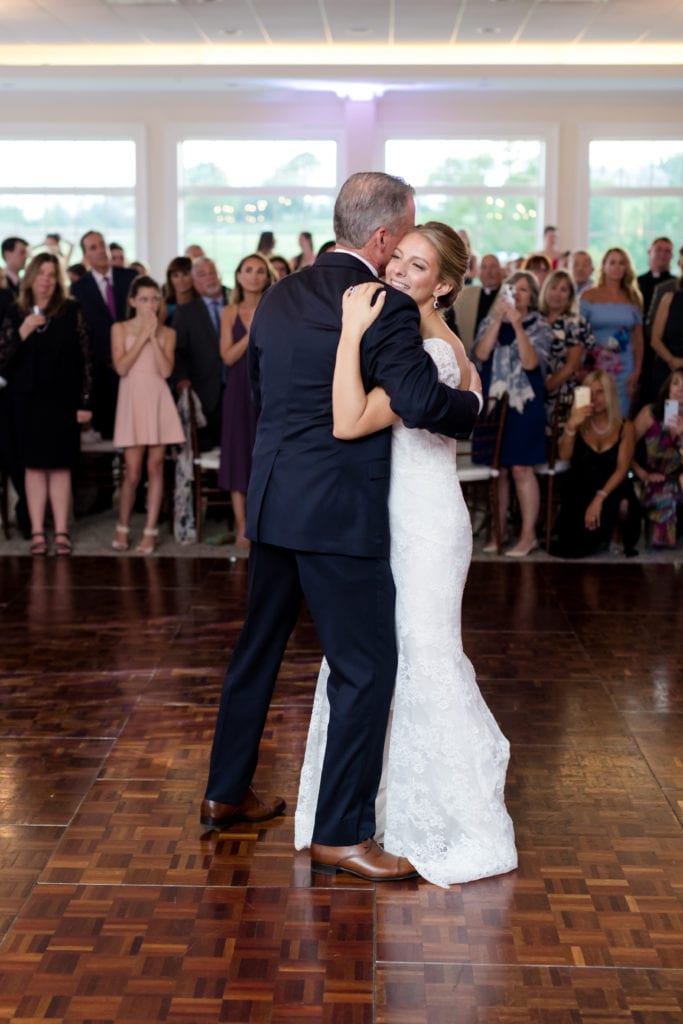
[29,532,48,556]
[54,532,73,556]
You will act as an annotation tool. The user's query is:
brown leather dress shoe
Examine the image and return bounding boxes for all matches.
[310,838,418,881]
[200,787,286,830]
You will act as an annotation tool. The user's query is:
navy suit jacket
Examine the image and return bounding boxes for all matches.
[71,266,137,365]
[246,251,479,558]
[171,297,223,423]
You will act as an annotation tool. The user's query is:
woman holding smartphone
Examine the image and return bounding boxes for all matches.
[631,369,683,548]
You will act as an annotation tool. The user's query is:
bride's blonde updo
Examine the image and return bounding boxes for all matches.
[413,221,470,311]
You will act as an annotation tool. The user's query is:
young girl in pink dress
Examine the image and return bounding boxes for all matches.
[111,276,184,554]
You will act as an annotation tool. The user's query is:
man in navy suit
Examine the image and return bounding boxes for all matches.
[70,230,137,439]
[201,172,482,881]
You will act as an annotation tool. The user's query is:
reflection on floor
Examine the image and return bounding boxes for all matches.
[0,554,681,1023]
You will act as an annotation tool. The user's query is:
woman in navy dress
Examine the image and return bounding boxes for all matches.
[217,253,276,549]
[473,270,552,557]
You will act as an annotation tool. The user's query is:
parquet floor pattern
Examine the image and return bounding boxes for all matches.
[0,554,681,1023]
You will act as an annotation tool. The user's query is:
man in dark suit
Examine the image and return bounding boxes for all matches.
[201,172,482,881]
[452,253,504,352]
[70,230,137,439]
[171,257,225,449]
[1,237,29,299]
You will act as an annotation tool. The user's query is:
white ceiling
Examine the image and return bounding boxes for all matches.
[0,0,681,47]
[0,0,682,95]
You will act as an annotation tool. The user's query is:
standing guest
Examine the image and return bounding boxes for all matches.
[218,254,276,550]
[0,254,92,555]
[171,257,225,449]
[539,269,594,427]
[317,240,336,257]
[473,270,553,557]
[636,237,674,406]
[522,252,551,287]
[541,225,562,269]
[67,263,87,285]
[638,237,674,319]
[1,237,29,299]
[631,370,683,548]
[163,256,196,323]
[70,230,138,439]
[185,244,205,261]
[290,232,316,272]
[269,255,291,281]
[200,172,480,882]
[550,370,637,558]
[111,276,184,555]
[0,284,31,536]
[109,243,126,268]
[580,247,644,416]
[452,253,504,353]
[650,275,683,397]
[570,250,594,297]
[256,231,276,260]
[647,245,683,338]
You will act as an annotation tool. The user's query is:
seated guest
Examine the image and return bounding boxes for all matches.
[539,269,594,427]
[550,370,638,558]
[472,270,552,557]
[631,369,683,548]
[0,254,92,555]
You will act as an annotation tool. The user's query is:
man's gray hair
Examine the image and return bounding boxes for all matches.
[334,172,415,249]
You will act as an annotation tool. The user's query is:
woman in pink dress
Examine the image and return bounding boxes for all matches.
[111,276,184,554]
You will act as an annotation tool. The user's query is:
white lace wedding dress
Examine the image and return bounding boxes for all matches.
[295,338,517,887]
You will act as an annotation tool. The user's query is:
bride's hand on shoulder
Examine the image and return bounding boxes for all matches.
[341,282,386,338]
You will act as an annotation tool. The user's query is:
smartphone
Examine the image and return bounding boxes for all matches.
[664,398,679,426]
[500,283,515,306]
[574,385,591,408]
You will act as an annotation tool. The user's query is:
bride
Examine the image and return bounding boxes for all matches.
[295,222,518,887]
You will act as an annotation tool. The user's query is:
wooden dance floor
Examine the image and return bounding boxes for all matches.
[0,553,681,1023]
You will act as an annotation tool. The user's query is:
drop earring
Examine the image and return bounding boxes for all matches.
[433,297,439,310]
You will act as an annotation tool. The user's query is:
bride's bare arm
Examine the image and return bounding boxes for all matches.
[332,282,399,440]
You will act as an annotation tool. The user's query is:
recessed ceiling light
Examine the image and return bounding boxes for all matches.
[477,26,502,34]
[347,26,372,37]
[219,28,243,37]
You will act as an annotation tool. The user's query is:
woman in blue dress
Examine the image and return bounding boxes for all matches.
[579,247,644,416]
[473,270,552,557]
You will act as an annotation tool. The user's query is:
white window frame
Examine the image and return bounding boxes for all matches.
[379,121,559,252]
[0,123,146,260]
[576,123,683,253]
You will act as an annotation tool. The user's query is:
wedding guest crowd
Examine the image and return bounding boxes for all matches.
[2,224,682,557]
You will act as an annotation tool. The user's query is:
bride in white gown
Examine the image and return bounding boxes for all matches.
[295,223,517,887]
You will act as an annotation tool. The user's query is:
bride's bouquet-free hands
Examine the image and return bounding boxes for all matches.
[341,282,386,340]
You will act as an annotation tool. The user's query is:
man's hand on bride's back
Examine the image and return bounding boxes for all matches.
[341,282,386,338]
[468,362,484,408]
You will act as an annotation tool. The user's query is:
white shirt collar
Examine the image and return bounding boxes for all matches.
[332,248,379,278]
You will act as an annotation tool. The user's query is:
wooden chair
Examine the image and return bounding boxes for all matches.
[458,393,509,553]
[187,394,231,541]
[534,396,572,551]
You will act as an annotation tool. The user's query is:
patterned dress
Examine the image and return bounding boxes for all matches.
[638,415,682,547]
[579,298,643,416]
[545,312,594,426]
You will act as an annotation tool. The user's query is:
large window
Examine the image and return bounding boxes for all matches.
[588,139,683,264]
[0,138,137,263]
[178,139,338,274]
[384,138,546,261]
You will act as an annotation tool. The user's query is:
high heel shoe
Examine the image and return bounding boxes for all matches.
[136,527,158,555]
[504,538,539,558]
[111,524,130,551]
